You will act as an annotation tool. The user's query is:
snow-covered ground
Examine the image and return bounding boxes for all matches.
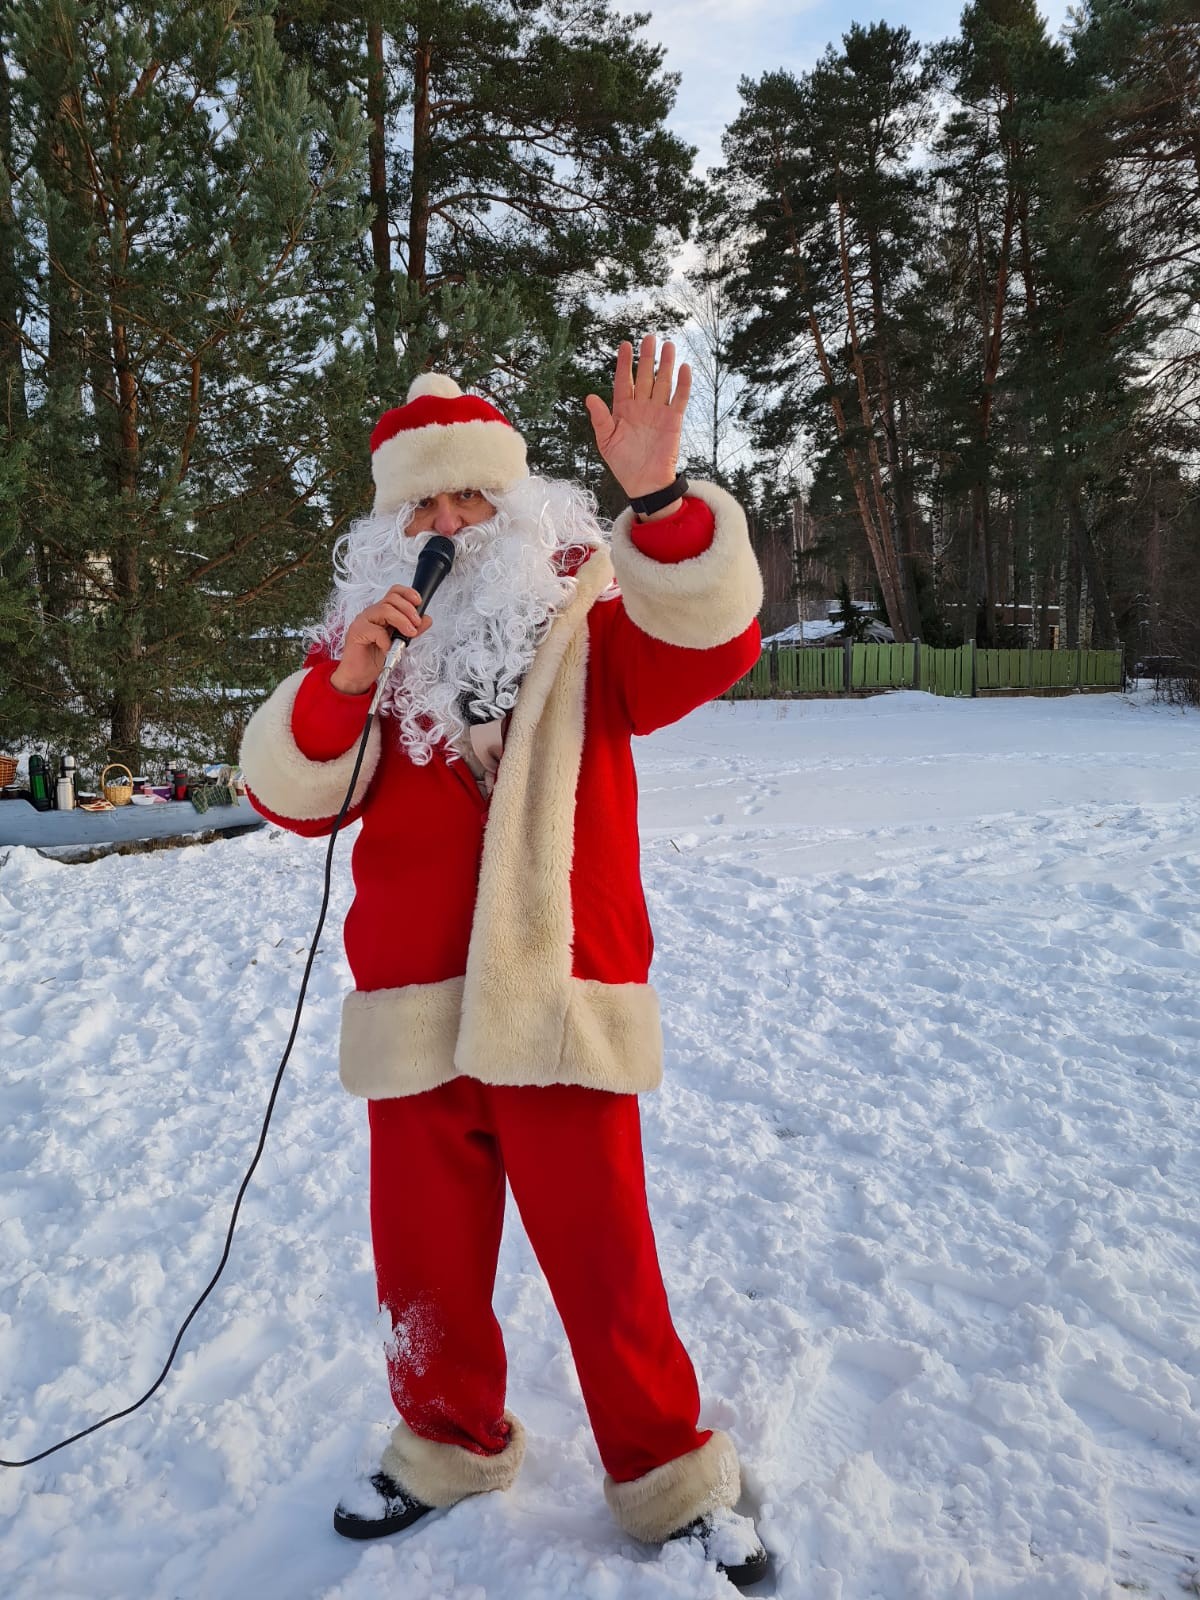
[2,687,1199,1599]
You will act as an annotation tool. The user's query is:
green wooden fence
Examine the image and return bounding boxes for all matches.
[726,642,1125,700]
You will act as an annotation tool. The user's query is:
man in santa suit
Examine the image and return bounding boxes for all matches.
[238,337,767,1586]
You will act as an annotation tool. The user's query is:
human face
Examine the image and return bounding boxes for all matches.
[405,488,497,538]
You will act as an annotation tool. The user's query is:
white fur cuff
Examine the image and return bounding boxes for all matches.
[238,667,381,822]
[381,1412,526,1507]
[604,1430,741,1543]
[610,481,763,650]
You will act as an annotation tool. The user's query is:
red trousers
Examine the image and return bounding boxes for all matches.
[368,1077,712,1483]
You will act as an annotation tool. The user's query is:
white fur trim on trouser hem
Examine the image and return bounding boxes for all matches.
[380,1411,526,1508]
[603,1430,741,1543]
[610,480,763,650]
[238,667,380,822]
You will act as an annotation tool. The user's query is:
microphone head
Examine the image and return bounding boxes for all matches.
[420,534,456,574]
[411,532,458,614]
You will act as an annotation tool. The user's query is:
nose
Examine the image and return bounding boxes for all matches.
[432,499,465,536]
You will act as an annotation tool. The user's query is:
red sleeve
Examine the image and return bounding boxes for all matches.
[603,607,761,735]
[291,654,374,761]
[627,496,714,562]
[596,495,758,734]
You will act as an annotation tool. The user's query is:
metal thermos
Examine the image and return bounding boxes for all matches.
[29,754,52,812]
[56,754,76,811]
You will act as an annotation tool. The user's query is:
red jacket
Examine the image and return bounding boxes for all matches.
[239,482,761,1098]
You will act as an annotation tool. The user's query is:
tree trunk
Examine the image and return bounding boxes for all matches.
[1037,555,1054,649]
[970,176,1018,648]
[1067,493,1117,648]
[865,221,921,638]
[1064,523,1081,649]
[367,18,395,384]
[408,35,432,297]
[0,42,27,432]
[834,182,910,640]
[108,107,144,759]
[1147,474,1162,654]
[777,209,905,635]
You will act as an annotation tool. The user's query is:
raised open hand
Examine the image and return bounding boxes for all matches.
[584,336,692,502]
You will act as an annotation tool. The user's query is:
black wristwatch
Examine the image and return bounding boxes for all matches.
[628,474,689,518]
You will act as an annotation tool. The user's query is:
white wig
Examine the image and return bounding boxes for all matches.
[308,474,608,765]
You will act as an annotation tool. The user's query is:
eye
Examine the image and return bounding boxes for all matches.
[458,489,482,502]
[416,497,433,510]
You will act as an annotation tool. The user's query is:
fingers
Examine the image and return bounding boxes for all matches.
[669,361,692,414]
[619,336,687,408]
[633,333,656,399]
[366,596,429,639]
[584,392,614,447]
[612,341,634,405]
[652,341,675,402]
[347,621,393,656]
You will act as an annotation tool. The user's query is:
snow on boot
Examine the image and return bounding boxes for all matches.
[668,1507,769,1589]
[333,1469,437,1541]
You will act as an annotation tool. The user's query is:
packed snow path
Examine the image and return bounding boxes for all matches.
[1,689,1198,1599]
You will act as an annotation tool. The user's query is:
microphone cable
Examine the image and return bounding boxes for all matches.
[0,535,456,1469]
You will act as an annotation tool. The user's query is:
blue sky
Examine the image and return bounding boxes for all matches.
[615,0,1079,175]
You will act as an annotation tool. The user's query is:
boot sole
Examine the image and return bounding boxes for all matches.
[333,1498,446,1542]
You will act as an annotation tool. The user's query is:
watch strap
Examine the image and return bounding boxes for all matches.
[628,474,689,516]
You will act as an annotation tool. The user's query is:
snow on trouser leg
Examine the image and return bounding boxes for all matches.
[367,1082,515,1459]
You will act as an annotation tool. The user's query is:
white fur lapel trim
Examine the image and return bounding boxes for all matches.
[453,547,616,1081]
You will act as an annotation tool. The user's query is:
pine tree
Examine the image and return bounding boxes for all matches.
[925,0,1065,646]
[1041,0,1199,651]
[274,0,696,505]
[716,24,941,642]
[0,1,370,770]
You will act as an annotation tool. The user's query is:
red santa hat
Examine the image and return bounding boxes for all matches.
[370,374,528,515]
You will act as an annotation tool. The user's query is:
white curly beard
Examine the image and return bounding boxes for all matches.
[309,476,606,767]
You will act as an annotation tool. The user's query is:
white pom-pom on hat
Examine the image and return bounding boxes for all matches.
[406,373,462,402]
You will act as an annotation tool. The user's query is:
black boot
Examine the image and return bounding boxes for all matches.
[668,1509,770,1589]
[333,1470,437,1541]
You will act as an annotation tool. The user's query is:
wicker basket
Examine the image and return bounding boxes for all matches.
[100,762,135,806]
[0,755,17,787]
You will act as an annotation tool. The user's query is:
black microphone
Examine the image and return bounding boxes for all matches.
[409,533,456,621]
[371,533,457,713]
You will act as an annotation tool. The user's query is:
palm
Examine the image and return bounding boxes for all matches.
[585,336,691,499]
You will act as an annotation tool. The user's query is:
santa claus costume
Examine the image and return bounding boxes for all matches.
[238,369,767,1582]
